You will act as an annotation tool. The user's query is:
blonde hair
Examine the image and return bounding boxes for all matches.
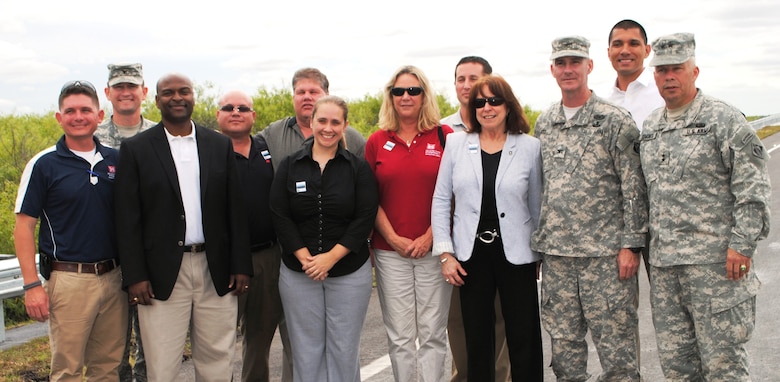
[378,65,441,132]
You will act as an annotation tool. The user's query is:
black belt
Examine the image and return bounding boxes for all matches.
[251,240,276,252]
[51,259,118,275]
[185,243,206,253]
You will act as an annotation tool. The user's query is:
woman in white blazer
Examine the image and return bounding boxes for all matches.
[431,75,544,381]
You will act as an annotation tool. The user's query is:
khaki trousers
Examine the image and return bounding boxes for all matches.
[138,250,238,382]
[48,267,127,381]
[374,249,452,382]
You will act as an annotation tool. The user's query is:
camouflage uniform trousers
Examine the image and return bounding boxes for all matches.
[649,262,760,382]
[541,254,640,382]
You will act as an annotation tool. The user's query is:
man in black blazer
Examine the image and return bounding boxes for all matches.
[115,73,252,382]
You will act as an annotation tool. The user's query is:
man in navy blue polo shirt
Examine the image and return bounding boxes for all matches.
[13,80,127,381]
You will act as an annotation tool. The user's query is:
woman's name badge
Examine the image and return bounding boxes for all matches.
[383,141,396,151]
[295,181,307,193]
[468,143,479,153]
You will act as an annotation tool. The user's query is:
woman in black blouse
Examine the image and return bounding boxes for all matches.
[270,95,378,382]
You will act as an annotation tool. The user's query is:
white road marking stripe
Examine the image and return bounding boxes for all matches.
[360,354,391,380]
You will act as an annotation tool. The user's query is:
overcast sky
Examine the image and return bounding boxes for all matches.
[1,0,778,117]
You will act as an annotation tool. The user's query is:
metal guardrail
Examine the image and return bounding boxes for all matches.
[750,113,780,130]
[0,255,41,343]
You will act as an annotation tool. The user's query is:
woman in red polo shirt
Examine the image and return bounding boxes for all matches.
[365,65,454,382]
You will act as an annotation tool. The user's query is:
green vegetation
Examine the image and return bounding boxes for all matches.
[756,125,780,140]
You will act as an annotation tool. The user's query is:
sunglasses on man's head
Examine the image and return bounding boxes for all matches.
[474,97,505,108]
[219,104,253,113]
[390,87,423,97]
[60,80,97,94]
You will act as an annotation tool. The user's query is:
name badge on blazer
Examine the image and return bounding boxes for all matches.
[295,181,307,193]
[468,143,479,153]
[383,141,396,151]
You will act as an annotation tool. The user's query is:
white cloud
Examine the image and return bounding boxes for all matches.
[0,0,778,116]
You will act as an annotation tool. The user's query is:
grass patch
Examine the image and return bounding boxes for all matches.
[0,333,192,381]
[0,337,50,381]
[757,125,780,140]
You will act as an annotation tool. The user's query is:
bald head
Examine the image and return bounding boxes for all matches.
[155,73,195,126]
[217,90,256,139]
[156,73,192,92]
[218,90,252,106]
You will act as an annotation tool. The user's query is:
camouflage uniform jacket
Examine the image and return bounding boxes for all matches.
[531,93,647,257]
[95,116,156,149]
[640,90,770,266]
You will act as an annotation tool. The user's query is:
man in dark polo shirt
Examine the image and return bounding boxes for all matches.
[217,90,280,382]
[14,80,127,380]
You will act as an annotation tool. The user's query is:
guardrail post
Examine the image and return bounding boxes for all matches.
[1,299,6,342]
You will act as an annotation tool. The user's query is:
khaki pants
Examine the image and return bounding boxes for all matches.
[374,249,452,382]
[138,250,238,382]
[48,267,128,381]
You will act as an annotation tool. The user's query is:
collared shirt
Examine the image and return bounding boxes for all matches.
[164,122,205,245]
[270,141,378,277]
[15,136,119,262]
[364,126,452,251]
[441,108,468,132]
[605,68,665,131]
[95,116,156,149]
[259,116,367,172]
[235,136,276,247]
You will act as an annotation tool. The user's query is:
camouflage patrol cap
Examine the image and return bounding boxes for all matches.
[550,36,590,60]
[650,33,695,66]
[107,63,144,86]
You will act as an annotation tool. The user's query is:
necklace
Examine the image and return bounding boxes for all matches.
[399,132,415,146]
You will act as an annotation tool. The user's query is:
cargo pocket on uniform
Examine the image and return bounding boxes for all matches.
[540,292,555,333]
[709,273,760,346]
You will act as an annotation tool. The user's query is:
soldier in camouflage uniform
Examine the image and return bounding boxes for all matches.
[532,36,647,381]
[96,63,156,149]
[97,63,156,382]
[641,33,770,381]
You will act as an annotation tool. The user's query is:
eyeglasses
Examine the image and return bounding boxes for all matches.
[474,97,506,108]
[219,104,253,113]
[60,80,97,94]
[390,87,423,97]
